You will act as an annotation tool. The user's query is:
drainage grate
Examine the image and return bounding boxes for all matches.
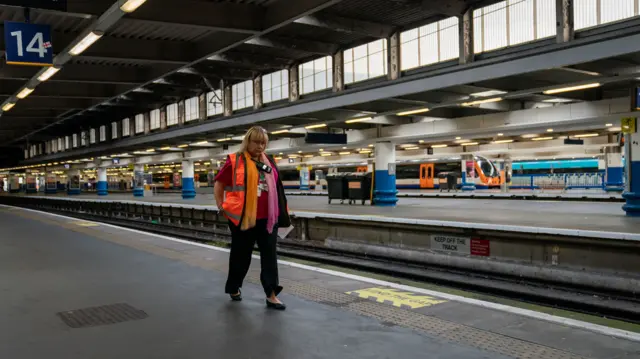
[57,303,148,328]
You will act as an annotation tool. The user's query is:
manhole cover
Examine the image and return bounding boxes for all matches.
[57,303,148,328]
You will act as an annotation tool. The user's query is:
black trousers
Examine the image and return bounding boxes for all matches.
[225,219,282,297]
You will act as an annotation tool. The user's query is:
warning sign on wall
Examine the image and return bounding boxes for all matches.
[431,235,491,256]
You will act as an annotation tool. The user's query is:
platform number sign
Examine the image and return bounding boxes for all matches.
[4,21,53,66]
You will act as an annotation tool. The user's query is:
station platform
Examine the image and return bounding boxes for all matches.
[1,205,638,359]
[13,192,640,235]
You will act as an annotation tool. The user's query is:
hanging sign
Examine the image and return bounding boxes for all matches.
[4,21,53,66]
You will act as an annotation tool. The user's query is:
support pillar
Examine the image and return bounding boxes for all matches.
[333,51,344,92]
[289,65,300,102]
[133,164,144,197]
[67,169,81,195]
[500,156,512,193]
[461,155,476,191]
[97,167,108,196]
[387,32,401,81]
[459,8,474,64]
[374,142,398,206]
[223,84,233,116]
[299,165,310,191]
[623,123,640,216]
[604,146,624,192]
[182,160,196,199]
[254,76,263,110]
[556,0,574,43]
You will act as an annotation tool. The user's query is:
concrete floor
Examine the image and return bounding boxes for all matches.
[28,192,640,233]
[2,206,639,359]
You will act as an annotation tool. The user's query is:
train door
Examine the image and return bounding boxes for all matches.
[419,164,434,188]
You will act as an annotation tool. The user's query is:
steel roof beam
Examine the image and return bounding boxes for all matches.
[70,0,265,34]
[0,81,133,99]
[207,53,294,71]
[12,97,104,110]
[0,64,174,85]
[294,14,395,38]
[245,36,339,56]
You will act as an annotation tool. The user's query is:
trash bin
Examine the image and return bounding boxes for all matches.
[346,172,372,205]
[438,173,449,192]
[327,173,349,204]
[447,172,458,192]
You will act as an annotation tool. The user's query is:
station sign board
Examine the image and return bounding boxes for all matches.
[4,21,53,66]
[621,117,637,134]
[0,0,67,11]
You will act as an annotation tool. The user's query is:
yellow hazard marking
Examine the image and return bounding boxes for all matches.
[346,287,447,309]
[73,221,99,227]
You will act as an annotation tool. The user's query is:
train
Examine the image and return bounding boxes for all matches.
[148,157,604,190]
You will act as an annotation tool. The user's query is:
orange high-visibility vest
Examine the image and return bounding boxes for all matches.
[221,153,246,226]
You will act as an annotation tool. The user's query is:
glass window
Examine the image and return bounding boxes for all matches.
[575,0,637,30]
[474,0,556,54]
[81,131,87,146]
[167,103,178,126]
[99,126,106,142]
[65,136,70,150]
[206,90,223,116]
[344,39,387,84]
[299,56,333,95]
[122,118,130,137]
[401,17,459,71]
[150,109,160,130]
[185,96,199,122]
[232,80,254,111]
[262,70,289,103]
[135,114,144,134]
[111,122,118,139]
[90,129,96,144]
[72,134,78,148]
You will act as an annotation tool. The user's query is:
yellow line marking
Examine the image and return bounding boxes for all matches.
[347,287,447,309]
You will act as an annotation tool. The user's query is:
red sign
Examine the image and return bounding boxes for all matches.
[470,238,490,256]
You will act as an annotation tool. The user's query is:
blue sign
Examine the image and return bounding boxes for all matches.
[636,87,640,109]
[4,21,53,66]
[112,158,120,165]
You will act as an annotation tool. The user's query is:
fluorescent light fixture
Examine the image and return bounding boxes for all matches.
[461,142,479,146]
[319,149,324,152]
[146,148,155,152]
[542,98,573,103]
[531,136,554,141]
[497,133,504,136]
[400,144,416,148]
[304,155,314,158]
[470,90,507,97]
[160,147,171,150]
[397,108,430,116]
[217,138,232,142]
[418,140,425,143]
[38,67,60,82]
[69,32,103,56]
[606,123,613,127]
[359,150,372,154]
[120,0,147,12]
[17,87,34,99]
[608,127,622,132]
[543,83,600,95]
[547,128,554,132]
[455,137,462,140]
[297,151,302,153]
[521,134,538,138]
[345,117,372,124]
[461,97,502,106]
[274,156,282,160]
[492,139,514,144]
[271,129,289,134]
[321,152,333,157]
[573,133,599,138]
[305,123,327,129]
[339,151,351,155]
[368,144,374,147]
[404,147,419,151]
[2,103,15,111]
[194,141,210,145]
[431,144,448,148]
[287,154,299,158]
[178,144,189,148]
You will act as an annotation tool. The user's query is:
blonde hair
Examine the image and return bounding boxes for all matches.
[240,126,268,153]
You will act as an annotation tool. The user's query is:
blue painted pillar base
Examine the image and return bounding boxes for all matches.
[605,184,624,192]
[97,181,108,196]
[67,188,81,195]
[605,167,624,192]
[461,184,476,191]
[373,170,398,206]
[622,192,640,216]
[45,189,57,194]
[299,185,309,190]
[182,178,196,199]
[133,188,144,197]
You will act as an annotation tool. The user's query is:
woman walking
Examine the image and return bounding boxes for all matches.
[214,126,291,310]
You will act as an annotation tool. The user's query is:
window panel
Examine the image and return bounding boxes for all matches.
[73,134,78,148]
[299,56,332,94]
[135,114,144,134]
[167,103,178,126]
[90,129,96,144]
[185,96,199,122]
[536,0,556,38]
[99,126,106,142]
[81,131,87,146]
[344,39,387,84]
[122,118,130,136]
[483,3,508,51]
[439,17,459,60]
[150,109,160,130]
[111,122,118,139]
[509,0,535,46]
[232,80,254,110]
[206,91,223,116]
[400,18,459,70]
[419,23,438,66]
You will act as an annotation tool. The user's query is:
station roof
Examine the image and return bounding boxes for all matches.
[1,0,639,167]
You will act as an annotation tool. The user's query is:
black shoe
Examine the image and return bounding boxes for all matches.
[230,289,242,301]
[266,299,286,310]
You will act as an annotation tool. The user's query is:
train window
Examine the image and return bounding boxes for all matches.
[420,166,426,178]
[427,166,433,178]
[396,164,420,179]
